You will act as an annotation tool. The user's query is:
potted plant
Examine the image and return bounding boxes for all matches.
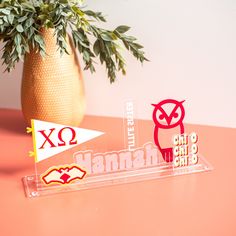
[0,0,148,126]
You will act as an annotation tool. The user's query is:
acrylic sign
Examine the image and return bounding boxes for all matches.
[23,99,212,198]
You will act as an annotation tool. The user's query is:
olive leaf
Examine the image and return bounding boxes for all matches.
[115,25,130,34]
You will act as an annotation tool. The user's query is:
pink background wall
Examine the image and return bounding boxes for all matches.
[0,0,235,128]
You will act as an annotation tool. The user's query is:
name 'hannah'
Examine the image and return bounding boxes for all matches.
[74,143,159,174]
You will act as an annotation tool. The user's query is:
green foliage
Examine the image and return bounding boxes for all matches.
[0,0,148,83]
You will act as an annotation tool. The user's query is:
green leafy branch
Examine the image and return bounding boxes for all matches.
[0,0,148,82]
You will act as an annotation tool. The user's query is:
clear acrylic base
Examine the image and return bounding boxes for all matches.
[22,155,212,198]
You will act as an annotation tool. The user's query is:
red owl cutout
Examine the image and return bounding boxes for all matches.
[152,99,185,162]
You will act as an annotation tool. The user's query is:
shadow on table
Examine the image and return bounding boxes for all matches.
[0,109,27,135]
[0,166,30,175]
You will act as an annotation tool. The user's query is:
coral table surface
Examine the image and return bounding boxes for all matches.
[0,109,235,236]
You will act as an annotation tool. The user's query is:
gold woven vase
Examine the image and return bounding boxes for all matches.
[21,29,85,126]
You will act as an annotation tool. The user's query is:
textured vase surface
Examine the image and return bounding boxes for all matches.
[21,28,85,126]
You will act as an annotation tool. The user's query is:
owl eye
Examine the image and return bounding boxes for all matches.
[159,114,165,120]
[173,112,178,118]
